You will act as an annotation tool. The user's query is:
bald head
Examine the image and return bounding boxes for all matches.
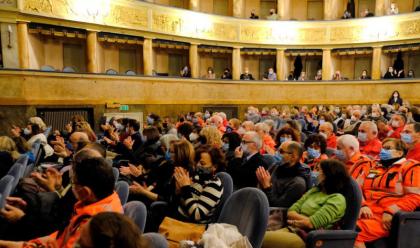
[73,148,103,164]
[69,131,90,151]
[358,121,378,141]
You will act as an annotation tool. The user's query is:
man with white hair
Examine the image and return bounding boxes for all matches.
[336,134,374,182]
[255,122,276,154]
[227,131,268,189]
[358,121,382,159]
[209,115,225,134]
[319,122,337,149]
[217,112,228,127]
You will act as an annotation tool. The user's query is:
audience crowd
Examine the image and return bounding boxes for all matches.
[0,91,419,248]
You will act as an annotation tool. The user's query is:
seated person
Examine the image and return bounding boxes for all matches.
[402,122,420,162]
[387,113,406,139]
[263,68,277,81]
[0,156,122,248]
[77,212,147,248]
[383,66,395,79]
[355,138,420,248]
[387,2,399,15]
[335,135,374,182]
[240,67,254,80]
[180,66,191,78]
[302,134,329,170]
[407,69,415,78]
[227,131,268,189]
[255,123,276,154]
[298,72,306,81]
[204,67,216,79]
[262,159,349,248]
[250,10,259,19]
[221,68,232,79]
[266,9,278,20]
[256,141,310,208]
[361,8,374,17]
[358,121,382,159]
[314,70,322,80]
[319,122,337,149]
[359,70,371,80]
[333,70,343,80]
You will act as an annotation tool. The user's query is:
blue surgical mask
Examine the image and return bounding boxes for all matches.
[141,135,147,143]
[204,113,210,119]
[358,132,368,142]
[379,149,394,161]
[307,147,321,159]
[165,149,171,161]
[23,128,31,136]
[147,116,154,125]
[401,133,413,144]
[280,137,291,143]
[334,149,346,161]
[319,120,325,125]
[274,151,283,163]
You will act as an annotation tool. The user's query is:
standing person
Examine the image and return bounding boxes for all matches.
[180,66,191,78]
[240,67,255,80]
[387,91,403,106]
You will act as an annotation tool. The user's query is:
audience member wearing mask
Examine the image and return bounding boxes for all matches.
[199,126,223,148]
[355,138,420,248]
[250,9,259,19]
[358,121,382,159]
[263,159,349,248]
[275,127,300,148]
[240,67,254,80]
[359,70,371,80]
[387,2,399,15]
[407,70,415,78]
[402,122,420,161]
[180,65,191,78]
[221,68,232,79]
[227,131,268,189]
[256,141,311,208]
[245,107,261,124]
[263,68,277,81]
[221,132,242,162]
[319,122,337,149]
[335,135,374,183]
[302,134,329,170]
[266,8,278,20]
[255,123,276,154]
[387,113,406,139]
[384,67,395,79]
[387,91,403,106]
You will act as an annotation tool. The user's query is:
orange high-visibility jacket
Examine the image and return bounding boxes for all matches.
[346,152,375,184]
[361,158,420,214]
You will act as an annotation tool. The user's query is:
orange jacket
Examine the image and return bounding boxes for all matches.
[387,125,405,139]
[346,152,375,184]
[260,135,276,154]
[326,134,337,149]
[360,138,382,160]
[407,143,420,162]
[24,192,123,248]
[360,158,420,215]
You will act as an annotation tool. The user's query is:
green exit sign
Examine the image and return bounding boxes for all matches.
[119,105,129,111]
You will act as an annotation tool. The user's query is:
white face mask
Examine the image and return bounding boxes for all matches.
[371,113,379,118]
[189,132,199,142]
[391,120,400,128]
[351,116,357,121]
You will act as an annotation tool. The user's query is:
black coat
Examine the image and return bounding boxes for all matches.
[227,152,268,190]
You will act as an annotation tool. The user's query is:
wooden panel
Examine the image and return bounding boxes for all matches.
[354,56,372,79]
[307,0,324,20]
[291,0,307,20]
[119,48,137,74]
[213,0,229,15]
[260,0,276,19]
[244,0,260,18]
[63,43,86,72]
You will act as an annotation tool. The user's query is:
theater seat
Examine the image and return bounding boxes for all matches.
[217,187,269,248]
[124,201,147,232]
[306,178,362,248]
[116,181,129,205]
[212,172,233,222]
[143,232,168,248]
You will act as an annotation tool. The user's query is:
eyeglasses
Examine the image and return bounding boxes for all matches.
[278,149,293,155]
[241,140,255,144]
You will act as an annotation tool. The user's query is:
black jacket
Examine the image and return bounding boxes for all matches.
[227,152,268,190]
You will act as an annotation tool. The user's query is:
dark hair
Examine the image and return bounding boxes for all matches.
[286,141,304,160]
[275,127,300,146]
[177,122,194,140]
[128,119,140,132]
[222,132,241,152]
[195,145,226,172]
[318,113,333,123]
[304,134,327,154]
[89,212,146,248]
[319,159,350,195]
[31,124,42,135]
[72,157,115,200]
[143,127,160,144]
[388,90,402,102]
[412,122,420,133]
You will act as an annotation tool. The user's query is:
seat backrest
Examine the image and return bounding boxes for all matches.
[340,178,362,230]
[217,187,269,248]
[142,232,168,248]
[123,201,147,232]
[43,126,52,137]
[7,163,26,193]
[212,172,233,221]
[390,210,420,248]
[23,163,35,178]
[112,167,120,183]
[0,175,15,208]
[33,142,44,167]
[115,181,129,205]
[106,69,118,75]
[16,154,29,167]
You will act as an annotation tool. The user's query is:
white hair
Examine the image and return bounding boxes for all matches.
[244,131,262,150]
[320,122,333,132]
[160,134,179,149]
[29,117,47,131]
[263,119,275,128]
[337,134,359,151]
[255,122,270,133]
[360,121,378,134]
[167,128,178,136]
[217,112,227,120]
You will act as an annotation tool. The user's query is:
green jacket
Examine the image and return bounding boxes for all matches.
[288,187,346,229]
